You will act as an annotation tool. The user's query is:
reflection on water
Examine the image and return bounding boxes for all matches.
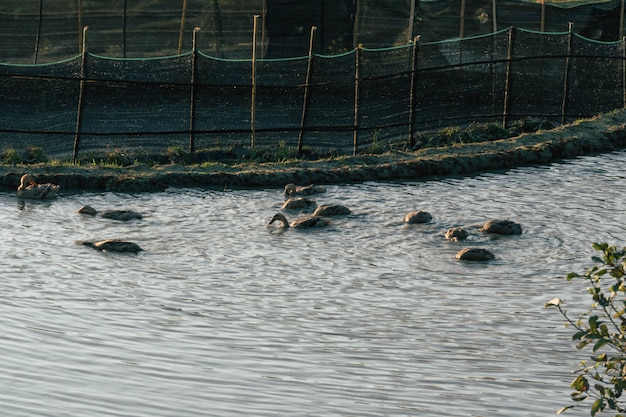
[2,152,625,417]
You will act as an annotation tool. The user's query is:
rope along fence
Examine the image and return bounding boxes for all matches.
[0,25,623,161]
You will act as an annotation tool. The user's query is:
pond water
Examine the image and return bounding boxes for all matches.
[2,151,625,417]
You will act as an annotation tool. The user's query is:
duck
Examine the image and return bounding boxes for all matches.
[267,212,329,229]
[281,197,316,210]
[455,247,494,261]
[404,210,432,224]
[480,219,522,235]
[445,227,468,241]
[77,205,143,221]
[283,183,326,197]
[78,239,143,253]
[312,204,351,217]
[16,174,59,199]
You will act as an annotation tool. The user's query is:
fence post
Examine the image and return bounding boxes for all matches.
[72,26,88,164]
[251,15,259,149]
[189,27,200,155]
[408,35,420,147]
[123,0,128,58]
[34,0,43,64]
[353,46,361,157]
[492,0,497,32]
[178,0,188,55]
[561,22,573,125]
[459,0,466,39]
[623,37,625,108]
[541,0,545,32]
[502,27,514,128]
[620,0,624,39]
[298,26,317,154]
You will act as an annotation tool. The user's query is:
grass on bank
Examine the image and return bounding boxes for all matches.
[0,118,556,169]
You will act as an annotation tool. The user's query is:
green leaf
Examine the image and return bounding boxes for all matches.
[591,398,603,416]
[593,339,610,352]
[572,375,589,392]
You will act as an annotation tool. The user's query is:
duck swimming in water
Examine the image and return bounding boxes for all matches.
[77,205,143,221]
[480,219,522,235]
[17,174,59,199]
[267,213,329,229]
[283,183,326,197]
[404,210,432,224]
[79,239,143,253]
[312,204,351,217]
[281,197,317,210]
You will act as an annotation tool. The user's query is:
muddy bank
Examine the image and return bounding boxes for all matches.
[2,109,626,193]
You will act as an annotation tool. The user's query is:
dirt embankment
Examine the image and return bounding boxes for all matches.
[2,109,626,193]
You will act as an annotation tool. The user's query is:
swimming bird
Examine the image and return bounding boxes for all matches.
[283,183,326,197]
[480,219,522,235]
[404,210,432,224]
[312,204,351,217]
[77,205,143,221]
[445,227,469,241]
[79,239,143,253]
[455,247,494,261]
[100,210,143,221]
[16,174,59,199]
[267,213,329,229]
[281,197,316,210]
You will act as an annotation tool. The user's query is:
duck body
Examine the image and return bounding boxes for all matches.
[445,227,469,241]
[283,183,326,197]
[17,174,59,199]
[404,210,432,224]
[313,204,351,217]
[80,239,143,253]
[281,197,316,210]
[101,210,143,221]
[268,213,329,229]
[480,219,522,235]
[455,247,494,261]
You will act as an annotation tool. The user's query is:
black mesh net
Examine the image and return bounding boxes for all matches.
[0,2,624,159]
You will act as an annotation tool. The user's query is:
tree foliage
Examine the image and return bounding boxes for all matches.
[547,243,626,416]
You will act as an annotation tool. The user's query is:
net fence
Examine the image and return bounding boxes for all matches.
[0,1,624,159]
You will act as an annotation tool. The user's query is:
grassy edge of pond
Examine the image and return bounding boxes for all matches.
[2,109,626,193]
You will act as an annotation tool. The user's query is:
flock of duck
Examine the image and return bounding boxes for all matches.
[16,174,523,260]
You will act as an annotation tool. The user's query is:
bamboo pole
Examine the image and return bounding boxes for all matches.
[492,0,497,33]
[72,26,88,164]
[189,27,200,155]
[251,15,259,149]
[353,46,361,156]
[502,27,514,128]
[123,0,128,58]
[33,0,43,64]
[353,0,361,48]
[619,0,624,40]
[459,0,466,39]
[77,0,83,53]
[561,23,573,125]
[298,26,317,154]
[408,0,416,43]
[622,37,626,108]
[541,0,545,32]
[408,35,420,147]
[178,0,188,55]
[621,36,626,108]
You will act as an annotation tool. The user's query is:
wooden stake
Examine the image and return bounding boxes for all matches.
[353,46,361,156]
[34,0,43,64]
[492,0,497,33]
[189,27,200,154]
[541,0,545,32]
[408,35,420,146]
[251,15,259,149]
[459,0,466,39]
[123,0,128,58]
[178,0,188,55]
[72,26,88,164]
[561,22,573,125]
[408,0,416,43]
[298,26,317,154]
[502,27,514,128]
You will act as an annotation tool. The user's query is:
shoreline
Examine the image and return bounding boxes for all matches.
[3,109,626,193]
